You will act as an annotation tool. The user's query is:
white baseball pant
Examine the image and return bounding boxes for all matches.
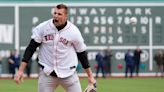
[38,70,82,92]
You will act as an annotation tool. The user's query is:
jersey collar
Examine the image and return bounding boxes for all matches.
[49,19,71,32]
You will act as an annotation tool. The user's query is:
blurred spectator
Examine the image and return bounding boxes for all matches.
[95,51,106,78]
[124,49,134,78]
[26,59,32,78]
[163,51,164,76]
[104,47,112,77]
[76,62,82,73]
[0,55,2,77]
[8,50,14,75]
[8,50,14,78]
[8,50,20,79]
[153,49,164,77]
[133,47,142,76]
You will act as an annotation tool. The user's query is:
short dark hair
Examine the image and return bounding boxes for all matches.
[56,4,68,14]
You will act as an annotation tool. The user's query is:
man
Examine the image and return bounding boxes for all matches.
[0,55,2,77]
[124,49,134,78]
[15,4,96,92]
[153,49,164,77]
[104,48,112,77]
[95,51,105,78]
[8,50,21,79]
[133,47,142,76]
[26,59,32,77]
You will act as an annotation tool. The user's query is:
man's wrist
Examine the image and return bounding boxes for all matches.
[85,68,93,77]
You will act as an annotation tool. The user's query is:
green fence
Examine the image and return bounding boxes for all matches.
[0,2,164,77]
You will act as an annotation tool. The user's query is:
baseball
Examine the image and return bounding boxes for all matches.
[130,17,137,24]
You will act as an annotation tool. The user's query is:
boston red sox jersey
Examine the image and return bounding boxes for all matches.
[31,19,87,78]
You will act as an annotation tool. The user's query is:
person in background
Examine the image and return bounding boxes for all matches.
[133,47,142,76]
[104,47,112,77]
[26,59,32,78]
[95,51,106,78]
[0,55,3,77]
[8,50,15,78]
[163,51,164,76]
[8,50,21,79]
[124,49,134,78]
[153,49,164,77]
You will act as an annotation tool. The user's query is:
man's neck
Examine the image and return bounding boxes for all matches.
[53,20,67,31]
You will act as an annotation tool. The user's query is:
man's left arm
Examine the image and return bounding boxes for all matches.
[77,51,96,84]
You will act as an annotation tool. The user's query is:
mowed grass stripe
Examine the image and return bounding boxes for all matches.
[0,78,164,92]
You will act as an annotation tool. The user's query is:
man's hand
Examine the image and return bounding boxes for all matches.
[14,71,24,84]
[14,62,27,84]
[84,68,97,92]
[87,75,96,84]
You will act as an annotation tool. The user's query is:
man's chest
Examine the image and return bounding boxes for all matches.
[41,31,73,48]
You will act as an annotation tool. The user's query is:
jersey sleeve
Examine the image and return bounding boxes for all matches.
[73,28,87,52]
[31,27,42,43]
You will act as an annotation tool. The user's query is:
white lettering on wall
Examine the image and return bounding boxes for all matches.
[116,8,152,15]
[79,8,88,15]
[0,24,14,44]
[155,16,162,24]
[69,8,77,15]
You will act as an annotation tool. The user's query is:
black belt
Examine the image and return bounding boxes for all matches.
[39,64,57,77]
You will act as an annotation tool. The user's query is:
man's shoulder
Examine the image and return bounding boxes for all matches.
[36,19,52,29]
[67,21,79,30]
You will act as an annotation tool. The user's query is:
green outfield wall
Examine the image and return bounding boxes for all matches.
[0,2,164,77]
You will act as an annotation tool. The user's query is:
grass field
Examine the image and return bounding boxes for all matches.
[0,77,164,92]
